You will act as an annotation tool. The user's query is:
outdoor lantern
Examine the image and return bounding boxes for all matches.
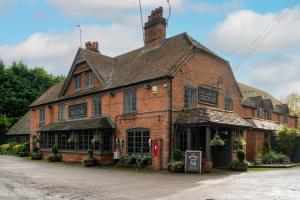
[148,138,152,147]
[119,138,124,147]
[115,138,120,146]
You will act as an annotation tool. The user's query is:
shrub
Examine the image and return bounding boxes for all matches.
[12,144,23,155]
[262,150,290,164]
[47,154,62,162]
[168,161,184,173]
[262,142,271,155]
[228,160,249,171]
[136,155,151,168]
[237,150,245,161]
[172,149,182,161]
[87,149,93,157]
[0,144,12,154]
[31,150,43,160]
[118,154,150,168]
[275,127,298,158]
[52,145,58,154]
[21,142,30,152]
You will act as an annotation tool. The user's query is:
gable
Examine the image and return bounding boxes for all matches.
[59,49,106,97]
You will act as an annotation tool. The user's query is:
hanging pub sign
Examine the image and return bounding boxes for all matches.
[198,87,219,105]
[185,151,202,173]
[69,103,87,118]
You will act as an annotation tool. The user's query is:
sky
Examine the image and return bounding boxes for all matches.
[0,0,300,99]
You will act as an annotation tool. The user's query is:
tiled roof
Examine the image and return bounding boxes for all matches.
[175,108,250,127]
[245,118,282,131]
[6,112,30,135]
[30,33,224,107]
[40,117,114,132]
[238,82,290,114]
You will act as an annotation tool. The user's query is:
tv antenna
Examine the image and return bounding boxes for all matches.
[76,25,82,47]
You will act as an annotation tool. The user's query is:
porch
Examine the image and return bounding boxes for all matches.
[37,117,115,162]
[174,108,250,168]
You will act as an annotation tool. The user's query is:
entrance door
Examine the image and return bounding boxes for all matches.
[211,128,232,168]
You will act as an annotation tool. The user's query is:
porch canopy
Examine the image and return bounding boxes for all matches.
[40,117,114,132]
[175,108,250,127]
[244,118,282,131]
[174,108,250,168]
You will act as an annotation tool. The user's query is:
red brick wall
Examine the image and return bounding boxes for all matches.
[31,78,171,169]
[171,50,243,114]
[42,151,113,163]
[246,130,272,161]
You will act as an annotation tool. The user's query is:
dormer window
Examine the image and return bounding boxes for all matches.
[284,113,288,123]
[74,74,81,91]
[86,71,93,88]
[256,108,264,118]
[266,110,272,120]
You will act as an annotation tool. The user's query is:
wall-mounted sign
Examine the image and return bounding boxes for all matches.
[185,151,202,173]
[198,87,218,105]
[69,103,87,118]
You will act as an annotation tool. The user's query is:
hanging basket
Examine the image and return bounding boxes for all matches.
[210,134,225,147]
[67,135,77,144]
[91,135,102,145]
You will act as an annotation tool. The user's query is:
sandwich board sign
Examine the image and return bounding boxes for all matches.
[185,151,202,173]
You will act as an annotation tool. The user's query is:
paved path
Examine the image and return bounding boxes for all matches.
[0,155,299,200]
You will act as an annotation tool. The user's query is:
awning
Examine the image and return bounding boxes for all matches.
[40,117,114,132]
[245,118,282,131]
[175,108,250,127]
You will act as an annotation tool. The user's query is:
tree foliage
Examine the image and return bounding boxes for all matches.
[0,60,64,133]
[275,127,298,158]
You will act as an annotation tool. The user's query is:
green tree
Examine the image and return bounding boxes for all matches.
[275,127,298,158]
[0,60,64,136]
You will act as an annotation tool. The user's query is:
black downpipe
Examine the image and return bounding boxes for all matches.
[168,78,173,161]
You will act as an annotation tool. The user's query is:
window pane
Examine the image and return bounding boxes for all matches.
[127,129,150,154]
[124,90,137,113]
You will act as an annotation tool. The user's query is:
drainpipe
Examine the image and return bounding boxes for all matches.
[168,78,173,161]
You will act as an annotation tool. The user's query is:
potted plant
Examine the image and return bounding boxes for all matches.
[47,145,62,162]
[82,149,97,167]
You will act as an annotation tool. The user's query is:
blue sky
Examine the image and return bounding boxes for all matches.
[0,0,300,98]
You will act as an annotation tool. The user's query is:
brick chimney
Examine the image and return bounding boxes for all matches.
[85,41,99,53]
[144,7,167,49]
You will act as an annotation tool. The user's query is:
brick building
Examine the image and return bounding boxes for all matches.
[29,7,298,169]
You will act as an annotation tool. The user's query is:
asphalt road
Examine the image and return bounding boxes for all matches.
[0,155,299,200]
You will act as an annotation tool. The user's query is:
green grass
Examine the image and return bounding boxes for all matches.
[248,167,287,172]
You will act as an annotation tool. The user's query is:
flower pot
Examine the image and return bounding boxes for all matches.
[204,161,213,173]
[83,160,97,167]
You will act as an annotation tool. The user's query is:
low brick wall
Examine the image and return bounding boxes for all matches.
[42,151,113,163]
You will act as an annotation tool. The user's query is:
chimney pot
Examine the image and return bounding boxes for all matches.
[85,41,100,53]
[144,6,167,49]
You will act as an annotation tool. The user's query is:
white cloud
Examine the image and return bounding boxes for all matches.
[208,5,300,55]
[48,0,182,21]
[0,24,142,75]
[247,55,300,97]
[207,5,300,98]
